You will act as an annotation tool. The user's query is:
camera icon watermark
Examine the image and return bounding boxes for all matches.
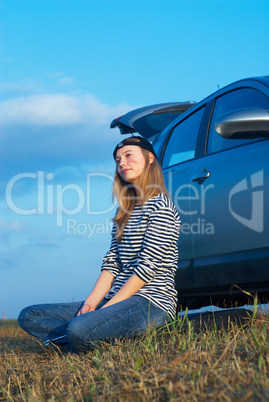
[228,170,264,233]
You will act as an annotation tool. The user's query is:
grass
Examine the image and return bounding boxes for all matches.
[1,306,269,401]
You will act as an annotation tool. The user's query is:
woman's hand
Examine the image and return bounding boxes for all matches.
[101,274,146,309]
[76,270,115,316]
[77,302,95,316]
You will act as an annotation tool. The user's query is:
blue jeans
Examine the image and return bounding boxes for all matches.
[18,296,170,353]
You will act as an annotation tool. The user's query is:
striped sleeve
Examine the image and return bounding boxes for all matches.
[134,206,180,283]
[101,225,122,277]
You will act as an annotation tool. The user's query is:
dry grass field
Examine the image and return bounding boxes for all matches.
[1,305,269,401]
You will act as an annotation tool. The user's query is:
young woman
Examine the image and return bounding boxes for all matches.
[18,136,181,353]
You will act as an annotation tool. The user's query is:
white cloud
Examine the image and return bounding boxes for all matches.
[0,94,82,125]
[0,93,134,127]
[0,93,136,186]
[82,94,132,126]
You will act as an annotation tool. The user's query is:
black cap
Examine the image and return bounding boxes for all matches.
[113,136,157,160]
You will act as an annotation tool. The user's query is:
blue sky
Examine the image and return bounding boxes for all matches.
[1,0,268,318]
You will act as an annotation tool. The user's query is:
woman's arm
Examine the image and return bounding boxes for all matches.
[101,273,146,309]
[101,224,122,277]
[77,270,115,315]
[133,206,180,283]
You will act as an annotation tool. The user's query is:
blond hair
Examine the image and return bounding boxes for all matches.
[113,139,169,242]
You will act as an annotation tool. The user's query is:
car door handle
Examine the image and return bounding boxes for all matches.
[192,169,211,182]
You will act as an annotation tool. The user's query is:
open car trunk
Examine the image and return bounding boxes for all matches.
[111,102,196,139]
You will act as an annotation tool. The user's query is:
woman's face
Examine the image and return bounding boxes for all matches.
[115,145,153,185]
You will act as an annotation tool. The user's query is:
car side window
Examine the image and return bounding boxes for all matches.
[207,88,269,154]
[162,107,205,168]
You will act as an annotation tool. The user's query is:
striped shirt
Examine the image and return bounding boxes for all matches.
[101,193,181,318]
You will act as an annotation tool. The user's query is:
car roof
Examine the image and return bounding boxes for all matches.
[151,75,269,161]
[110,101,196,139]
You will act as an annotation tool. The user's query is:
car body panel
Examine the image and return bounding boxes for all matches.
[176,140,269,299]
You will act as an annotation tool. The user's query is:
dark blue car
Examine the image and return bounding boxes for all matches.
[111,76,269,309]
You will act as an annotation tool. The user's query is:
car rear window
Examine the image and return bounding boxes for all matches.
[133,113,182,138]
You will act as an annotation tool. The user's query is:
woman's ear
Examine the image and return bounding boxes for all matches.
[148,152,154,165]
